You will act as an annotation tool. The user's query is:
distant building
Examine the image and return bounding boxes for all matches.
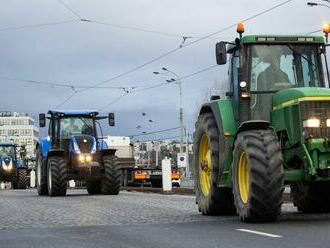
[0,111,39,158]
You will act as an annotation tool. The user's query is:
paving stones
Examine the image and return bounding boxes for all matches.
[0,189,297,230]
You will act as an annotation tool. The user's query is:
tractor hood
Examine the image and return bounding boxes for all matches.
[70,135,97,154]
[272,87,330,109]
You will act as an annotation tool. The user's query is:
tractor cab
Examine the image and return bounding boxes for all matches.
[39,110,115,153]
[0,143,17,161]
[216,24,328,123]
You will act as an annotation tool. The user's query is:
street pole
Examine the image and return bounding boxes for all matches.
[160,67,185,154]
[178,80,184,154]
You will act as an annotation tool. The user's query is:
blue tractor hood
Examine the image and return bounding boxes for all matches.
[70,135,97,154]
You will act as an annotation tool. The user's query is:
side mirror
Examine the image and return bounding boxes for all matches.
[108,113,115,126]
[215,41,227,65]
[39,113,46,127]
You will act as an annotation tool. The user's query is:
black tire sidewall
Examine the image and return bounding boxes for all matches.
[194,113,222,212]
[232,138,249,217]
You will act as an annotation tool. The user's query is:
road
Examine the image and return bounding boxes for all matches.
[0,189,329,248]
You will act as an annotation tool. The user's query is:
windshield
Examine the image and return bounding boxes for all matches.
[0,145,15,158]
[249,44,324,121]
[59,117,95,139]
[250,44,324,92]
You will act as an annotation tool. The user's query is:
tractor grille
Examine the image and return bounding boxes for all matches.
[75,135,94,153]
[300,100,330,139]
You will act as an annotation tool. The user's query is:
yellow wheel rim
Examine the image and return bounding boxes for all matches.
[199,134,212,196]
[238,152,250,204]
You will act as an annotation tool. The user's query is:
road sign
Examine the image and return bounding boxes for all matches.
[177,153,187,168]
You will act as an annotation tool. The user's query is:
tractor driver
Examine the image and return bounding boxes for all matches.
[61,118,80,138]
[257,53,290,91]
[255,52,290,120]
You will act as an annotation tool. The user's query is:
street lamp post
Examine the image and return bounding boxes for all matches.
[153,68,185,154]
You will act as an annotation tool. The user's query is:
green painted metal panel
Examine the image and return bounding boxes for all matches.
[272,87,330,108]
[272,103,302,146]
[240,35,324,44]
[213,100,237,187]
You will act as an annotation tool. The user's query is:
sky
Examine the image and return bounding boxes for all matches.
[0,0,328,140]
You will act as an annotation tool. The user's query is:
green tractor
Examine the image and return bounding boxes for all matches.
[194,24,330,222]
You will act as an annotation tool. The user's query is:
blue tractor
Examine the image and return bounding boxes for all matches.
[0,142,28,189]
[36,110,121,196]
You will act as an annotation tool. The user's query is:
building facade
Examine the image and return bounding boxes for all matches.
[0,112,39,159]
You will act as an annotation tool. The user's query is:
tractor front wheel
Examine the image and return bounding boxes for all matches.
[36,151,48,195]
[16,169,28,189]
[101,155,121,195]
[232,129,284,222]
[194,113,236,215]
[47,156,67,196]
[291,182,330,213]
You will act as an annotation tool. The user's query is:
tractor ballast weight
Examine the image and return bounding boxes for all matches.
[0,142,29,189]
[35,110,121,196]
[194,24,330,222]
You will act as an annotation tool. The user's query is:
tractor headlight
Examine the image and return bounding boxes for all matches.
[303,118,321,128]
[78,155,85,163]
[85,155,92,163]
[2,163,12,171]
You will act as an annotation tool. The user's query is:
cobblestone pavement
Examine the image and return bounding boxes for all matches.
[0,189,297,230]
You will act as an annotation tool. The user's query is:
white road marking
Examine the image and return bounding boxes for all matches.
[236,228,283,238]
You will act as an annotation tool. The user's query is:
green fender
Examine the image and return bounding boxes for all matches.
[199,99,236,187]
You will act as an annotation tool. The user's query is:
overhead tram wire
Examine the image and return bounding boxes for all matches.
[72,0,294,90]
[133,64,218,93]
[0,76,137,90]
[52,0,294,107]
[0,19,79,32]
[98,64,218,110]
[98,93,127,111]
[56,0,83,20]
[129,127,180,138]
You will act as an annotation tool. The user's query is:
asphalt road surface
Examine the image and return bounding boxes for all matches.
[0,189,329,248]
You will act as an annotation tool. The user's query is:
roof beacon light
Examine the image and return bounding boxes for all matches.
[323,23,330,43]
[236,22,245,38]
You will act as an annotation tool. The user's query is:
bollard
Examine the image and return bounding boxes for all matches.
[161,158,172,192]
[30,170,36,188]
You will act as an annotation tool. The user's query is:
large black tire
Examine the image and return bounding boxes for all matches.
[194,113,236,215]
[291,182,330,213]
[232,129,284,222]
[87,181,101,195]
[36,151,48,195]
[47,156,67,197]
[16,169,28,189]
[101,155,121,195]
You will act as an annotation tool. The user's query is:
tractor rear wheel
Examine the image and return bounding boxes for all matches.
[36,151,48,195]
[17,169,28,189]
[87,181,101,195]
[101,155,121,195]
[194,113,236,215]
[232,129,284,222]
[47,156,67,196]
[291,182,330,213]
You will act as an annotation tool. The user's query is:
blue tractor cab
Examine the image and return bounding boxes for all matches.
[0,142,28,189]
[36,110,120,196]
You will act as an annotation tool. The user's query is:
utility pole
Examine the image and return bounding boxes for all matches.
[178,80,184,154]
